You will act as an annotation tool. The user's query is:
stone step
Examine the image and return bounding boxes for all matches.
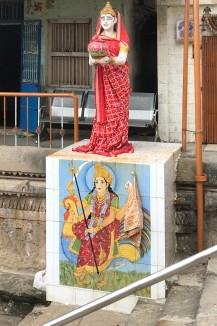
[0,269,46,304]
[158,262,207,325]
[18,261,209,326]
[126,298,165,325]
[6,257,217,326]
[195,256,217,325]
[18,302,129,326]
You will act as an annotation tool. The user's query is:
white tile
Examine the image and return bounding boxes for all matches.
[46,284,54,302]
[46,157,59,190]
[150,197,157,232]
[53,189,60,222]
[53,222,60,254]
[151,264,160,275]
[156,163,165,198]
[92,290,111,309]
[157,198,165,233]
[46,189,54,222]
[157,232,166,268]
[150,264,166,300]
[107,295,138,314]
[151,231,158,266]
[46,157,53,190]
[53,253,60,285]
[151,231,165,269]
[156,280,166,299]
[150,195,166,233]
[92,290,107,301]
[150,164,157,198]
[46,220,54,253]
[46,285,76,304]
[151,281,166,299]
[46,252,54,285]
[75,288,94,305]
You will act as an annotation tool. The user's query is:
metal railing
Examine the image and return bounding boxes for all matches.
[0,92,79,149]
[42,244,217,326]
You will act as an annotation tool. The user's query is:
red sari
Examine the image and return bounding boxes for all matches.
[73,10,133,157]
[72,192,120,273]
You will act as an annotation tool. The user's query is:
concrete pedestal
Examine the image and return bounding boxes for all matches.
[46,140,181,313]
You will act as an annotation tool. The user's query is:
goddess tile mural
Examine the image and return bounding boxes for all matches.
[59,159,151,297]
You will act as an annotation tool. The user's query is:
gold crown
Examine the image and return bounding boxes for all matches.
[100,1,116,17]
[94,163,112,184]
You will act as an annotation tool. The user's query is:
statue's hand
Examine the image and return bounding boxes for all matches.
[98,56,111,65]
[89,57,100,66]
[86,227,94,234]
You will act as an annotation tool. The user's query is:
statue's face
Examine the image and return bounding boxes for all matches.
[100,14,117,31]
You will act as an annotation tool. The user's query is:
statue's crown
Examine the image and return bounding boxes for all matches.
[100,1,116,17]
[94,163,112,184]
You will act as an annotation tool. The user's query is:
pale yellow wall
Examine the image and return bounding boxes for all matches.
[157,1,217,142]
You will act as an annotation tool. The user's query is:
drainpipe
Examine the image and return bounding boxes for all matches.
[193,0,207,252]
[182,0,189,152]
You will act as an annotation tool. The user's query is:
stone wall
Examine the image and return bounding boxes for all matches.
[0,146,55,271]
[175,150,217,254]
[157,1,217,142]
[0,192,46,270]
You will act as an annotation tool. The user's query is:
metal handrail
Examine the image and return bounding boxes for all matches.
[0,92,79,148]
[42,244,217,326]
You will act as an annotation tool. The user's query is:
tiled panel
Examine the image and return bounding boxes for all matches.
[46,140,181,310]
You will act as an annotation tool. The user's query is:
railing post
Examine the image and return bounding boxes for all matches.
[0,92,79,148]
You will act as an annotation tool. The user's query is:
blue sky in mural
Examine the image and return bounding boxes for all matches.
[59,159,151,274]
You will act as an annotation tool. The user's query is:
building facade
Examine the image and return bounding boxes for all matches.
[0,0,217,143]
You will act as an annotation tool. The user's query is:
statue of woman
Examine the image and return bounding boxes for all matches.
[73,1,134,157]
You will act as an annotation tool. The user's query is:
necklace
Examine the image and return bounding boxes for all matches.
[85,190,110,239]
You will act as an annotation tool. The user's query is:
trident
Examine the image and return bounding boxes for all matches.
[68,163,99,275]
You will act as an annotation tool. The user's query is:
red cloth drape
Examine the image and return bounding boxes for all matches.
[73,8,133,157]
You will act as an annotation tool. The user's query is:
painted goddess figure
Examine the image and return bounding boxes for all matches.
[73,1,134,157]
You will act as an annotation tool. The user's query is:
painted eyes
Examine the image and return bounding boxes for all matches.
[101,16,113,22]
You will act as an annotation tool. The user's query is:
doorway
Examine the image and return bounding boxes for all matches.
[0,24,22,126]
[202,36,217,144]
[133,1,157,93]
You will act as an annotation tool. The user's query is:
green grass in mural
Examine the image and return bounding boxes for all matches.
[60,260,151,297]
